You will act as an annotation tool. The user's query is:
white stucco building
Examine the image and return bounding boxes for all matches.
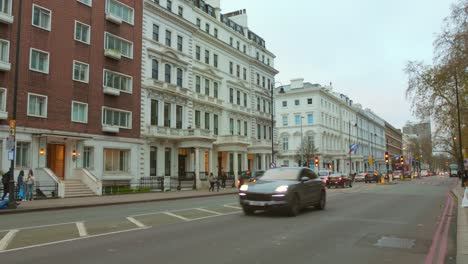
[275,79,386,173]
[140,0,278,187]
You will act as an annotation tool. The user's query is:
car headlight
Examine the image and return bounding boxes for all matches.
[239,185,249,191]
[275,185,289,193]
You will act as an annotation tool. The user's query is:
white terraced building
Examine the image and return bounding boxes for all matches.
[275,79,387,173]
[140,0,278,187]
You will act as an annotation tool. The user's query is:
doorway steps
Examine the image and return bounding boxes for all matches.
[63,181,96,198]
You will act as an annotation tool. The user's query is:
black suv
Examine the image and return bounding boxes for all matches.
[365,171,379,183]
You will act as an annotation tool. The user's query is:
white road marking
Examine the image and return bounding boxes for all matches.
[163,212,191,221]
[75,222,88,237]
[196,208,223,215]
[224,205,241,209]
[0,221,81,233]
[126,217,148,229]
[0,230,19,251]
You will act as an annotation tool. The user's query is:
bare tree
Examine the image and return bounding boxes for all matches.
[294,136,319,166]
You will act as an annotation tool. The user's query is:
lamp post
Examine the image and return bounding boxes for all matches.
[271,82,284,167]
[454,73,464,174]
[348,121,357,175]
[300,116,305,167]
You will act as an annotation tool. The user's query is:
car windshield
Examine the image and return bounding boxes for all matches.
[260,168,300,180]
[318,171,329,176]
[330,173,342,177]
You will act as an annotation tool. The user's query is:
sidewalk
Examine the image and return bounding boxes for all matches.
[452,185,468,264]
[0,189,238,215]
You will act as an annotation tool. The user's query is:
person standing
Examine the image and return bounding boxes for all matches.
[25,170,35,201]
[1,171,10,201]
[17,170,25,201]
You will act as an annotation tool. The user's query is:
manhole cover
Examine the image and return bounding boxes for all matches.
[374,236,416,249]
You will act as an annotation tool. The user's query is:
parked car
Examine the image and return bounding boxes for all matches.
[403,171,411,179]
[392,170,403,180]
[326,173,353,188]
[412,171,420,178]
[421,170,429,177]
[354,172,366,182]
[317,170,332,183]
[365,171,379,183]
[249,170,265,182]
[450,169,458,177]
[238,167,326,216]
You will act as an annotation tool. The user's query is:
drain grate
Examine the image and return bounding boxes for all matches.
[374,236,416,249]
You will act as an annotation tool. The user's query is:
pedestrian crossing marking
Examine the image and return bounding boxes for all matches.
[75,222,88,237]
[0,230,18,251]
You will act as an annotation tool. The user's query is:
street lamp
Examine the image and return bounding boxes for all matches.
[348,120,357,175]
[300,116,305,167]
[271,82,284,167]
[454,72,464,175]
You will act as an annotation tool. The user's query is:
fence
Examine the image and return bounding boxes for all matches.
[0,181,59,200]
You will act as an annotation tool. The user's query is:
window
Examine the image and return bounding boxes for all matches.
[229,88,234,103]
[282,137,289,151]
[262,76,265,88]
[74,21,90,44]
[166,0,172,11]
[256,52,259,60]
[295,115,301,126]
[213,82,218,98]
[106,0,134,24]
[229,119,234,135]
[195,76,201,93]
[308,98,313,105]
[267,58,270,65]
[195,110,201,128]
[205,50,210,64]
[150,99,158,126]
[295,99,300,106]
[0,88,6,112]
[229,62,233,74]
[165,30,171,47]
[236,65,240,78]
[214,114,219,135]
[105,32,133,58]
[32,4,51,30]
[268,126,271,139]
[104,69,132,92]
[307,113,314,125]
[243,68,247,80]
[236,41,240,50]
[164,148,171,176]
[73,60,89,83]
[243,45,246,53]
[262,55,265,62]
[214,28,218,38]
[164,64,171,83]
[102,107,131,128]
[149,147,157,176]
[282,116,288,126]
[205,112,210,130]
[177,35,183,52]
[256,124,262,139]
[0,0,12,16]
[152,24,159,41]
[29,48,49,74]
[176,105,182,129]
[0,39,9,64]
[27,93,47,118]
[104,149,129,172]
[16,142,30,168]
[263,99,266,112]
[257,97,260,111]
[196,18,201,28]
[244,121,248,136]
[178,6,183,17]
[83,147,94,170]
[195,46,201,60]
[213,54,218,68]
[236,91,240,105]
[205,23,210,34]
[243,93,247,107]
[176,68,183,87]
[282,101,287,107]
[71,101,88,123]
[205,79,210,96]
[163,103,171,127]
[263,125,267,139]
[267,79,271,90]
[229,37,233,46]
[256,73,260,85]
[237,120,241,135]
[152,59,159,80]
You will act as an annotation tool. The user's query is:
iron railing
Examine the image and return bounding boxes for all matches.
[0,181,59,200]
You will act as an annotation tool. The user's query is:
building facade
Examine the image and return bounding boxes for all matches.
[275,79,387,173]
[140,0,278,187]
[384,121,403,168]
[0,0,143,197]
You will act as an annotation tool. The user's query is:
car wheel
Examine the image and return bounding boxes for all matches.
[316,191,326,210]
[242,206,255,216]
[287,194,301,217]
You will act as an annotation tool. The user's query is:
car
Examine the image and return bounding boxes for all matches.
[421,170,429,177]
[326,173,353,188]
[365,170,379,183]
[238,167,326,216]
[249,170,265,182]
[392,170,403,180]
[317,170,332,183]
[354,172,366,182]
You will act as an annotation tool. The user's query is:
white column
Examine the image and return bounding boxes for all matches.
[195,148,201,188]
[261,154,266,170]
[173,147,178,177]
[243,153,248,171]
[233,152,239,186]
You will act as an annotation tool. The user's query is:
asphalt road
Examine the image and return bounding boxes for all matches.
[0,176,458,264]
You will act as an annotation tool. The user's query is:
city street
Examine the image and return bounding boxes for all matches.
[0,176,458,264]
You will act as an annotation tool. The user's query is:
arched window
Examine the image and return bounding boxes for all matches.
[282,137,289,151]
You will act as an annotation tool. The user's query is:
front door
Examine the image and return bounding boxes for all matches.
[178,155,186,177]
[47,144,65,179]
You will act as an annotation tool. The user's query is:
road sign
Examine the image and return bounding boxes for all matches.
[6,137,14,150]
[270,162,276,169]
[8,150,14,161]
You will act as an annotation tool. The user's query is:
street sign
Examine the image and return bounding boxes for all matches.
[8,150,14,161]
[6,137,14,150]
[270,162,276,168]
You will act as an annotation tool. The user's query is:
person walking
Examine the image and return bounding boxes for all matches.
[208,173,215,192]
[1,171,11,201]
[17,170,25,201]
[25,169,35,201]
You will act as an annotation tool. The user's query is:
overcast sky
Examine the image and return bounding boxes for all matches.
[222,0,452,129]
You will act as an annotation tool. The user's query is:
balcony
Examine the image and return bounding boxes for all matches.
[0,60,11,71]
[216,135,249,145]
[251,139,272,148]
[0,110,8,120]
[0,12,14,24]
[103,86,121,96]
[102,125,119,133]
[105,13,122,25]
[104,49,122,60]
[184,128,213,138]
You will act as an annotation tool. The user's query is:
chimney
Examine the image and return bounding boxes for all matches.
[290,78,304,89]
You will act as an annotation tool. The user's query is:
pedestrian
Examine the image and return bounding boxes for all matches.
[221,170,227,190]
[1,171,11,201]
[17,170,25,201]
[208,173,215,192]
[25,169,35,201]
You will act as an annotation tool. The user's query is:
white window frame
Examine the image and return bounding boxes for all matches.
[102,106,132,129]
[29,48,49,74]
[0,39,9,63]
[15,142,31,168]
[73,60,89,83]
[83,146,94,170]
[103,69,133,93]
[0,0,13,16]
[71,101,88,123]
[104,32,133,59]
[27,93,48,118]
[105,0,134,25]
[0,87,7,112]
[74,20,91,44]
[31,4,52,31]
[77,0,92,7]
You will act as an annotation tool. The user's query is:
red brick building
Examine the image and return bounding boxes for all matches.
[0,0,142,197]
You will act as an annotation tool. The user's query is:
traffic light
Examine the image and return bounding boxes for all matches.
[400,156,404,165]
[385,152,389,164]
[314,157,319,167]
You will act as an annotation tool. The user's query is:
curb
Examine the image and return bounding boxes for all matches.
[0,191,238,216]
[451,186,468,264]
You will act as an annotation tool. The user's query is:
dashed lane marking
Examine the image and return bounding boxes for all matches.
[75,222,88,237]
[195,208,224,215]
[126,217,148,229]
[0,230,18,251]
[163,212,191,221]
